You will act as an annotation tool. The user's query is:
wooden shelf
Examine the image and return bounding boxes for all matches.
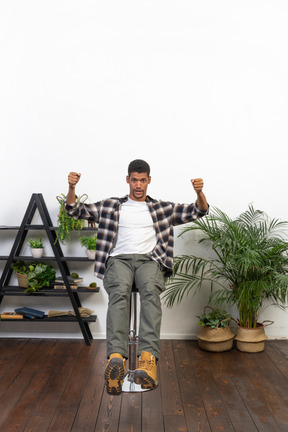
[0,226,20,230]
[0,256,94,262]
[0,286,100,296]
[0,225,97,231]
[0,315,97,322]
[0,193,98,345]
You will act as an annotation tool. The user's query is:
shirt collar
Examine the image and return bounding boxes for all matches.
[119,194,155,204]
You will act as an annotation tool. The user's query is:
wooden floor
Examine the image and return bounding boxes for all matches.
[0,338,288,432]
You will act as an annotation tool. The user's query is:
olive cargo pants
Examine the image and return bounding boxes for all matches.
[103,254,166,360]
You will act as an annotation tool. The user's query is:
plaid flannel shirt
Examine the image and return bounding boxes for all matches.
[65,195,208,279]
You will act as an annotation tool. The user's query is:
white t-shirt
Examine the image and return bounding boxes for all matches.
[110,197,157,256]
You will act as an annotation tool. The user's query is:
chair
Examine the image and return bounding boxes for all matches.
[122,284,151,392]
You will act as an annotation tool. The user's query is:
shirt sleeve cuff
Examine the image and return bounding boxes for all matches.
[64,196,78,210]
[195,202,209,216]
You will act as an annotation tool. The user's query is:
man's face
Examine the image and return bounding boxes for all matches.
[126,171,151,201]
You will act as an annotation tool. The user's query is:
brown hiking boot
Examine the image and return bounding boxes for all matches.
[133,351,158,390]
[104,353,126,396]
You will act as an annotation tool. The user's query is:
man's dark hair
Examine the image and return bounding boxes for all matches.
[128,159,150,177]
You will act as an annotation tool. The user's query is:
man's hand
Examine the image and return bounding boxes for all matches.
[66,172,81,205]
[191,178,208,211]
[191,178,204,193]
[68,172,81,189]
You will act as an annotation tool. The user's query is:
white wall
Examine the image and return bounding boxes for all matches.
[0,0,288,340]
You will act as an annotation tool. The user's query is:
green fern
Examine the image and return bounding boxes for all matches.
[55,194,86,244]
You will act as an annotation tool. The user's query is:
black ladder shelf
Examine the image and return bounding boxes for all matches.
[0,193,97,345]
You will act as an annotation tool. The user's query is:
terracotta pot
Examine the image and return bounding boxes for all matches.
[197,326,235,352]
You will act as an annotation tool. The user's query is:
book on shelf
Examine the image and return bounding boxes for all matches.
[55,276,83,283]
[1,312,23,319]
[14,307,45,319]
[54,284,78,291]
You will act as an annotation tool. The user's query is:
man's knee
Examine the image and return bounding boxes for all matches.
[136,259,166,295]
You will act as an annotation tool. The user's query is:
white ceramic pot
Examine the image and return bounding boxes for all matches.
[31,248,44,258]
[87,249,96,260]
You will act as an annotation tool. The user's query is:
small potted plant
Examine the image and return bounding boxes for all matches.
[11,261,56,294]
[80,235,97,260]
[11,261,31,287]
[196,307,235,352]
[28,238,44,258]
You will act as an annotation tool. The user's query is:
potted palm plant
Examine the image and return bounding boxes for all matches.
[163,205,288,352]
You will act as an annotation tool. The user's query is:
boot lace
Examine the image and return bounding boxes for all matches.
[140,355,155,371]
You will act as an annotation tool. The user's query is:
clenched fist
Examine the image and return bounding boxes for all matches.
[68,172,81,189]
[191,178,204,193]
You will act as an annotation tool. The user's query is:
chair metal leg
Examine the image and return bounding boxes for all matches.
[122,291,151,393]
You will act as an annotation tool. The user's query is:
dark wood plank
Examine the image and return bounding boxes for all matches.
[70,340,107,432]
[265,341,288,380]
[159,340,185,415]
[0,339,57,431]
[177,363,211,432]
[187,341,235,432]
[142,374,165,432]
[208,350,258,432]
[0,338,287,431]
[241,352,288,430]
[24,340,89,432]
[1,340,80,432]
[0,338,28,368]
[0,338,40,398]
[118,393,142,432]
[172,339,191,365]
[272,340,288,359]
[47,340,101,432]
[163,414,189,432]
[225,349,282,432]
[159,340,187,431]
[94,391,122,432]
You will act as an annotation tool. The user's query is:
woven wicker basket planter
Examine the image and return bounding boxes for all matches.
[197,326,235,352]
[16,272,28,288]
[235,325,268,353]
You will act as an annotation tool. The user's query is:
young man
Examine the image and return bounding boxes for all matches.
[65,159,209,396]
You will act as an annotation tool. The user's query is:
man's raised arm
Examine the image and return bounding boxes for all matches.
[191,178,208,211]
[66,172,81,205]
